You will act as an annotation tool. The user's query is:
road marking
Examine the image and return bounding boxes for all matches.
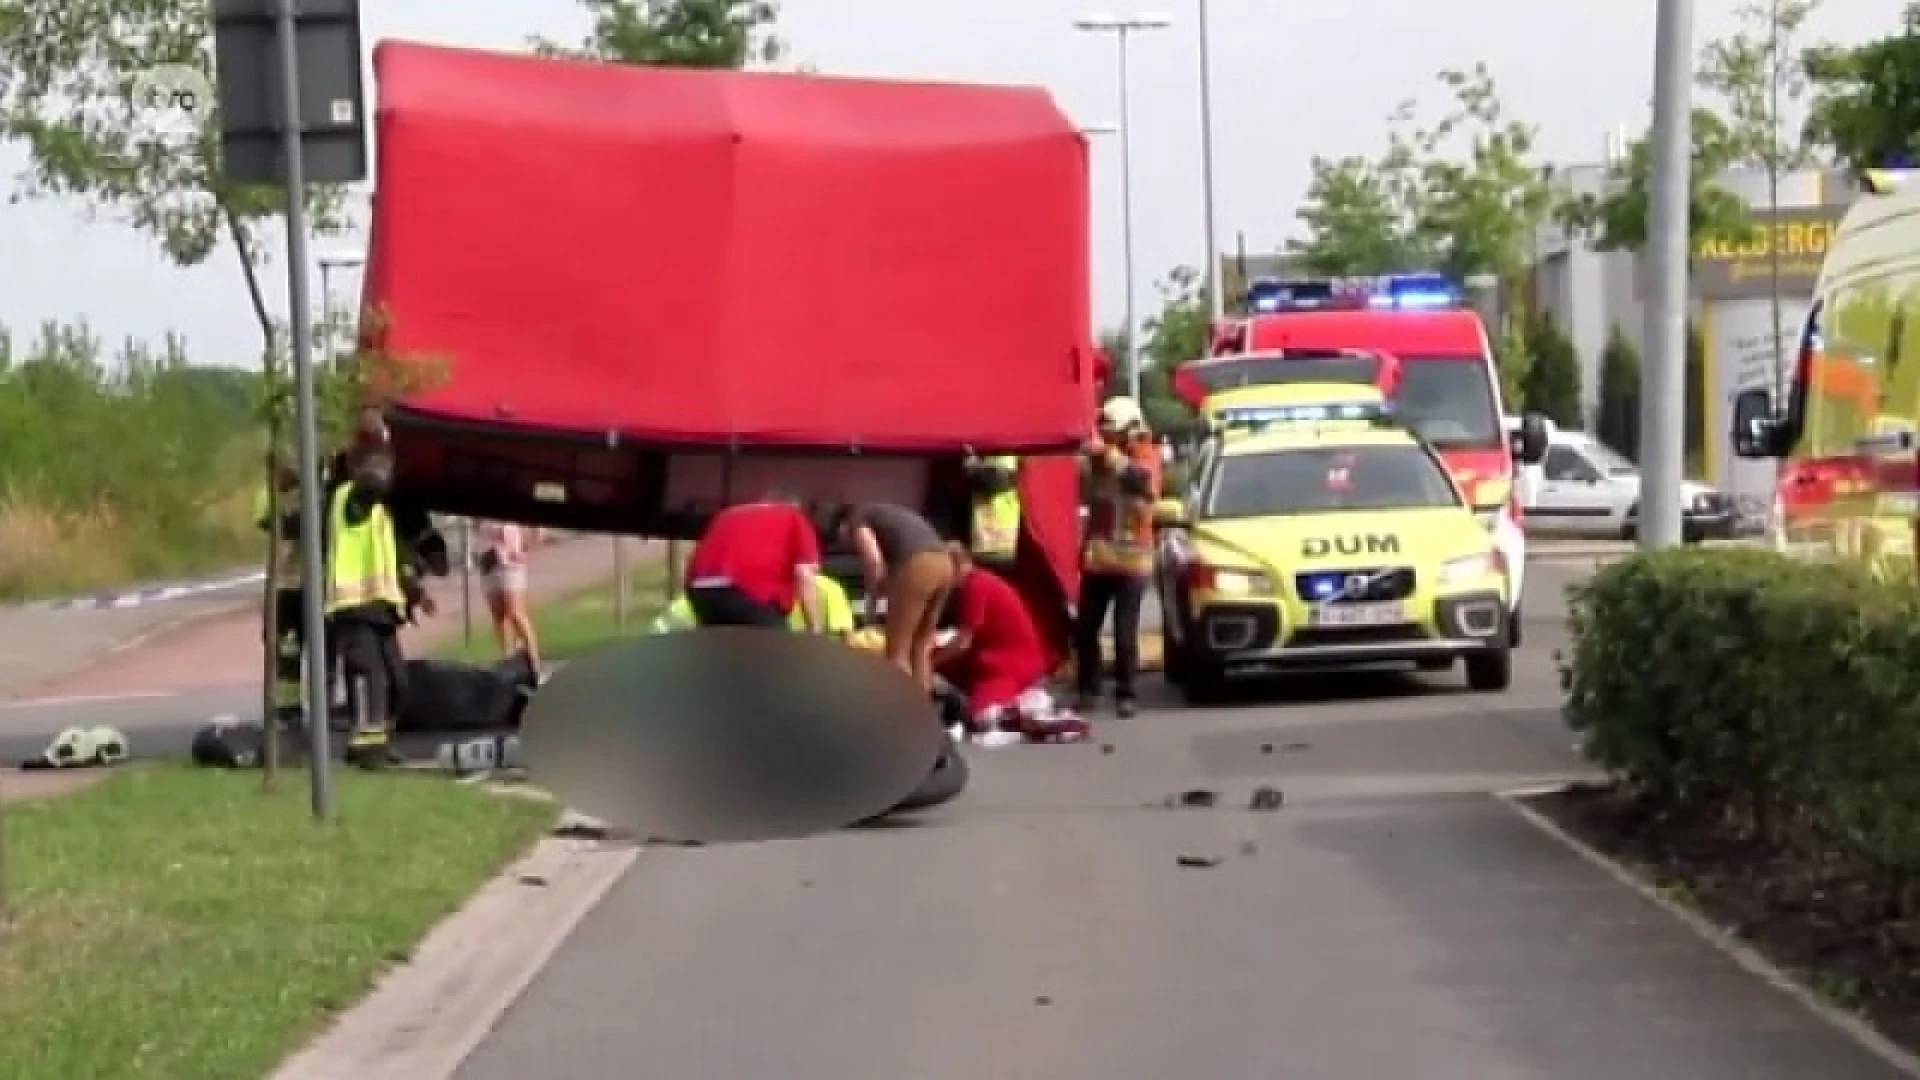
[0,691,176,711]
[1497,784,1920,1077]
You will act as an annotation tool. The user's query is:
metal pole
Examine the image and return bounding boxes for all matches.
[1638,0,1693,549]
[1117,29,1142,402]
[1197,0,1222,320]
[276,0,333,818]
[459,518,473,645]
[613,535,629,629]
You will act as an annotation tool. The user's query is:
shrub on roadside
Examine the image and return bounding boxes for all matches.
[0,321,264,600]
[1561,548,1920,877]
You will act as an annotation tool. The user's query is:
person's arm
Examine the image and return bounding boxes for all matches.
[851,522,886,622]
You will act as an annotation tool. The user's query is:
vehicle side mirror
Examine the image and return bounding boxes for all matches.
[1510,412,1550,464]
[1730,389,1783,459]
[1151,498,1189,529]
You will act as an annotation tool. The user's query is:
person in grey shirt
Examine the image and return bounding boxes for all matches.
[832,502,954,691]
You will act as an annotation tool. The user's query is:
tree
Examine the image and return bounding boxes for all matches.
[0,0,374,788]
[1804,3,1920,168]
[1596,325,1643,456]
[1103,267,1203,440]
[1554,109,1752,252]
[1699,0,1823,170]
[1288,123,1432,275]
[532,0,784,66]
[1406,65,1556,288]
[1699,0,1824,397]
[1141,265,1211,371]
[1522,312,1583,428]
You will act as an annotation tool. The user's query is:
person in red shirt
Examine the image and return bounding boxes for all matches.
[935,545,1088,745]
[684,497,822,630]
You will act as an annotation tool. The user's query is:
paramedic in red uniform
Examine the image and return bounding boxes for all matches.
[684,498,823,631]
[935,544,1088,743]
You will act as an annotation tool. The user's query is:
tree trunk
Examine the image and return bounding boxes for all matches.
[226,208,284,791]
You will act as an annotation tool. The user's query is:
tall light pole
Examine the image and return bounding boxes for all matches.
[1639,0,1693,549]
[1196,0,1222,319]
[1075,11,1172,403]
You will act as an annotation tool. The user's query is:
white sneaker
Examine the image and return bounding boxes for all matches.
[972,728,1023,748]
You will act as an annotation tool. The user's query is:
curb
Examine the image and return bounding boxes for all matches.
[268,828,640,1080]
[1494,784,1920,1078]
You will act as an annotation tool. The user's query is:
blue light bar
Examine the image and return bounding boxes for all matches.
[1246,278,1339,313]
[1216,400,1392,429]
[1244,271,1463,313]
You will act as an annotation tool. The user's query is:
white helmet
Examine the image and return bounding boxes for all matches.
[1099,395,1145,433]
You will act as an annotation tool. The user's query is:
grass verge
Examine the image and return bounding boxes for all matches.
[433,559,672,666]
[0,495,261,602]
[0,763,555,1080]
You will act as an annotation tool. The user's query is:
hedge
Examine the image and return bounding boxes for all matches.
[1561,548,1920,878]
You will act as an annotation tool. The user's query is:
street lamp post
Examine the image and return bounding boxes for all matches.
[1075,11,1172,403]
[1640,0,1693,549]
[1196,0,1221,319]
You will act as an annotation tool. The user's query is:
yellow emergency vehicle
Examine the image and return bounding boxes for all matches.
[1153,395,1512,703]
[1732,170,1920,577]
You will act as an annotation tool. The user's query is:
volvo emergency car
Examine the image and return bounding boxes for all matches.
[1153,398,1513,704]
[1205,273,1547,644]
[1732,170,1920,576]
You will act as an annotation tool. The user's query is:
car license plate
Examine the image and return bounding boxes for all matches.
[1309,601,1405,627]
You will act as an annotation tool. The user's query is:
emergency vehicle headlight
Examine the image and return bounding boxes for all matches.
[1209,568,1275,597]
[1438,552,1498,586]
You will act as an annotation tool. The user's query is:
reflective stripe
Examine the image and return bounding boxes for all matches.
[325,484,405,613]
[972,489,1021,555]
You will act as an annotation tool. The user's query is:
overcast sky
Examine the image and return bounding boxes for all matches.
[0,0,1907,365]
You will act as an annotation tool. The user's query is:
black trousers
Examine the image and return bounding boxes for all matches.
[271,587,335,686]
[1074,571,1148,700]
[688,584,787,628]
[333,617,407,733]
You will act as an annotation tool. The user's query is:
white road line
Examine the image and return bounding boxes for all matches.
[0,691,176,711]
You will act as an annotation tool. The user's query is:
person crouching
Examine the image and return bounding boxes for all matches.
[934,544,1087,746]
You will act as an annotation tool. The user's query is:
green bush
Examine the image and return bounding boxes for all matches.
[1562,548,1920,873]
[0,321,265,599]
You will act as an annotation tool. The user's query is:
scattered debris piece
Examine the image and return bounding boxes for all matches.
[1259,742,1274,754]
[1172,788,1218,809]
[552,821,608,841]
[1177,854,1222,868]
[1034,995,1053,1006]
[1100,743,1116,755]
[517,873,550,887]
[1283,741,1312,753]
[1249,786,1285,812]
[800,879,814,888]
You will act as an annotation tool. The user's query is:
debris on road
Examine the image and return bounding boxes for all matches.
[1249,786,1285,812]
[1170,788,1218,809]
[1176,854,1222,868]
[517,873,549,887]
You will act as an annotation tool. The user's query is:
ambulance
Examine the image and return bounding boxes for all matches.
[1731,170,1920,577]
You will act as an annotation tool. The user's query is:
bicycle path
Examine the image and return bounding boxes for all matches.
[457,562,1907,1080]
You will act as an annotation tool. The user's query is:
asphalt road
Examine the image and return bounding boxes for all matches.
[455,561,1906,1080]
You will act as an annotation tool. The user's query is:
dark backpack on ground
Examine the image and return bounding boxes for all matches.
[396,650,538,733]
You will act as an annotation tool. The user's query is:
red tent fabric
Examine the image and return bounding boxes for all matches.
[365,41,1095,453]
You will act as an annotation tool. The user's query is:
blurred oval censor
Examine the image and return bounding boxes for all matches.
[521,628,946,843]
